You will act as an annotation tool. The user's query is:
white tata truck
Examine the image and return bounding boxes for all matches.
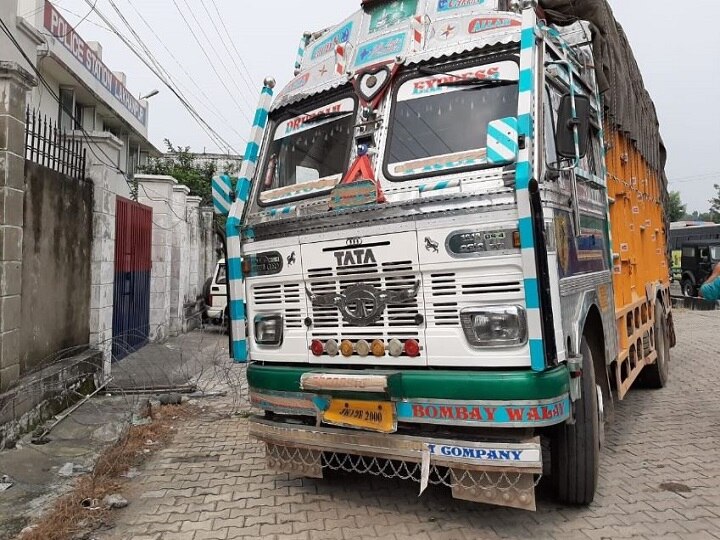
[216,0,674,510]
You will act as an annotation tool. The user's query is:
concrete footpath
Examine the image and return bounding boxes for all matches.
[93,309,720,540]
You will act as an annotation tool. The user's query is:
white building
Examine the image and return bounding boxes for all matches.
[1,0,216,373]
[12,0,161,176]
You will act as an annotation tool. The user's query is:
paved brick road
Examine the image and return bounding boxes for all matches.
[100,310,720,540]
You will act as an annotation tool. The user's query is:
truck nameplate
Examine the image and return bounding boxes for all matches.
[247,251,283,276]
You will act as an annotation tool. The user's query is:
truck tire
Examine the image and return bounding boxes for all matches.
[681,279,696,297]
[637,302,670,389]
[551,335,599,505]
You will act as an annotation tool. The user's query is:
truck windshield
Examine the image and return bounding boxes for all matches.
[259,97,356,205]
[385,59,519,179]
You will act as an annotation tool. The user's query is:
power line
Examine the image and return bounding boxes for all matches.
[170,0,254,125]
[0,17,129,176]
[57,0,97,38]
[202,0,258,98]
[80,0,240,154]
[668,172,720,185]
[103,0,237,153]
[119,0,249,143]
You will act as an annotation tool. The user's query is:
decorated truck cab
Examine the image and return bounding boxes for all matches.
[214,0,674,510]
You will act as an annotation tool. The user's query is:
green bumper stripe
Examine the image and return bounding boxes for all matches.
[248,365,569,401]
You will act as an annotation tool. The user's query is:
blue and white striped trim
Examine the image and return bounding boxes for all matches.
[516,10,545,372]
[418,179,460,193]
[266,205,297,218]
[487,117,519,165]
[295,33,310,73]
[226,82,274,363]
[212,174,233,215]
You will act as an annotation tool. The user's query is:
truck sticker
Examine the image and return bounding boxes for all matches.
[397,396,570,427]
[468,16,521,34]
[427,444,523,462]
[355,33,407,67]
[274,98,355,140]
[392,149,487,177]
[311,22,354,60]
[368,0,419,34]
[396,60,518,101]
[437,0,490,12]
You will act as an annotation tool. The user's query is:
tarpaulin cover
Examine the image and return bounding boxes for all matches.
[540,0,667,180]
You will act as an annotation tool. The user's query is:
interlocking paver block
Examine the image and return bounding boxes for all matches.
[95,312,720,540]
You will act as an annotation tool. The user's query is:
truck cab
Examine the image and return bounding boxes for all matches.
[217,0,673,511]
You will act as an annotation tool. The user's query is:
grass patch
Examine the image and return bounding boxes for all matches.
[19,404,196,540]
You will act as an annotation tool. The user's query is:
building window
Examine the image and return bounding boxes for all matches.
[59,87,75,132]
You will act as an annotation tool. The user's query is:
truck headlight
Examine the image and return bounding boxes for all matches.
[254,314,283,346]
[460,306,527,348]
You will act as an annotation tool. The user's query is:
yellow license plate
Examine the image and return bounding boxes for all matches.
[322,400,396,433]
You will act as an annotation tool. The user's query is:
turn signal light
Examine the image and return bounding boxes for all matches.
[404,339,420,358]
[310,339,324,356]
[356,339,370,357]
[388,339,403,357]
[513,230,521,248]
[325,339,339,357]
[340,340,354,357]
[371,339,385,357]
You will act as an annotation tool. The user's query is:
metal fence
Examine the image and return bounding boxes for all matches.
[25,108,87,181]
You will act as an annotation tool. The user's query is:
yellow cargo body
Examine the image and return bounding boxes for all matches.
[605,126,670,397]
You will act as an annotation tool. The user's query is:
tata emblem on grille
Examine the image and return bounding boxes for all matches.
[306,281,420,326]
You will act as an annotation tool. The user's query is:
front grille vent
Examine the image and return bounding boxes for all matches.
[250,283,302,328]
[426,273,523,327]
[307,260,420,343]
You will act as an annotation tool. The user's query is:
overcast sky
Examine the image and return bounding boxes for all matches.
[36,0,720,213]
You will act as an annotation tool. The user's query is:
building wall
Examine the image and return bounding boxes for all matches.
[136,175,218,338]
[20,162,92,374]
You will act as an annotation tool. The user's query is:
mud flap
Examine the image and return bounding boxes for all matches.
[451,470,537,511]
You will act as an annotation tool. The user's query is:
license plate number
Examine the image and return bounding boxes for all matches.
[322,400,396,433]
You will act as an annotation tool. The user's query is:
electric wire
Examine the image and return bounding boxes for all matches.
[56,0,97,38]
[119,0,249,142]
[0,17,129,176]
[203,0,258,99]
[170,0,254,125]
[79,0,240,154]
[103,0,239,153]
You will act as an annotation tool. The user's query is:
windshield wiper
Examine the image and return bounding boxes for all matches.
[287,109,351,123]
[437,78,517,88]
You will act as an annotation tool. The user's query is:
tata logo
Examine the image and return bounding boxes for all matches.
[334,249,377,266]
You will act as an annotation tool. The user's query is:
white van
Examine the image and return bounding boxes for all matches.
[203,259,227,325]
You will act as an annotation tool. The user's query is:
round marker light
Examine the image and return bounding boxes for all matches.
[325,339,339,357]
[340,340,354,357]
[310,339,324,357]
[404,339,420,358]
[371,339,385,357]
[356,339,370,357]
[388,339,403,357]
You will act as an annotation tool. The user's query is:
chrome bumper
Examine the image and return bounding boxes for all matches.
[250,416,543,510]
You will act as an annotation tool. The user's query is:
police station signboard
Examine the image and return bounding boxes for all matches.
[43,1,148,127]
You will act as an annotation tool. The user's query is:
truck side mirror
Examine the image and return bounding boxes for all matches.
[555,94,591,160]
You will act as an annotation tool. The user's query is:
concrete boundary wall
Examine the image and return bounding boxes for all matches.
[136,174,217,340]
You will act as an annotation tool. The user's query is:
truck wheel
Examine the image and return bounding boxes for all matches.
[551,335,599,505]
[681,279,696,297]
[637,302,670,389]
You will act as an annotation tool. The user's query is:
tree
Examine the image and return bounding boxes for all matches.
[667,191,686,222]
[139,140,217,204]
[710,184,720,220]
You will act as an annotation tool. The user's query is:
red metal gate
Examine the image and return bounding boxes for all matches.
[112,197,152,360]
